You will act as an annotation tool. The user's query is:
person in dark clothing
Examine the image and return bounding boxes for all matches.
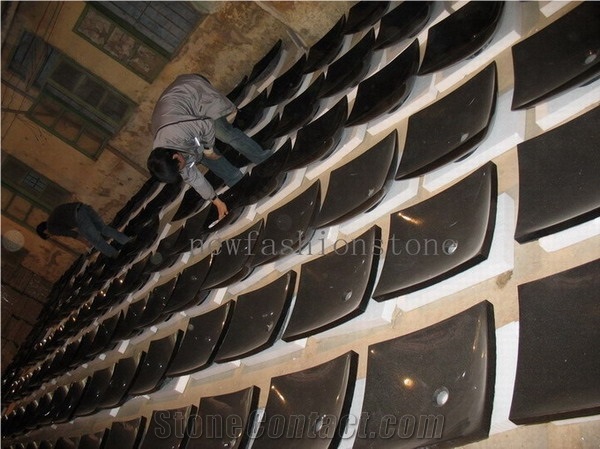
[36,202,130,258]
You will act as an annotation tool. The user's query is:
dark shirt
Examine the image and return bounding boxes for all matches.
[46,202,81,239]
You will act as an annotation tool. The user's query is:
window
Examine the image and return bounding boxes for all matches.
[75,2,204,81]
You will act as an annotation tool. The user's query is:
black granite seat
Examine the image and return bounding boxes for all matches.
[510,259,600,424]
[266,55,307,106]
[105,254,154,302]
[374,1,432,50]
[73,367,113,417]
[319,29,375,99]
[251,352,358,449]
[374,162,497,301]
[77,430,108,449]
[30,392,53,427]
[52,378,88,423]
[345,40,420,126]
[514,107,600,243]
[200,220,264,290]
[282,226,381,341]
[250,182,321,267]
[172,205,214,251]
[248,112,281,151]
[111,299,147,342]
[303,16,347,74]
[135,277,178,329]
[54,437,78,449]
[183,386,259,449]
[111,178,161,228]
[227,75,249,105]
[419,2,504,75]
[511,2,600,109]
[70,327,98,364]
[166,302,234,377]
[102,417,147,449]
[171,188,207,222]
[316,130,398,228]
[396,62,497,180]
[274,73,324,137]
[86,312,119,358]
[96,355,142,410]
[283,97,348,171]
[214,271,297,363]
[246,39,283,87]
[127,331,182,396]
[233,90,269,131]
[163,256,212,315]
[138,405,196,449]
[343,1,389,34]
[150,227,185,271]
[143,180,184,213]
[354,301,496,449]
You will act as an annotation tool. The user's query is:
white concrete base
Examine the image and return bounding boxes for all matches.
[489,321,520,435]
[538,217,600,253]
[396,193,515,312]
[423,89,525,192]
[539,1,571,18]
[238,337,307,367]
[148,375,190,400]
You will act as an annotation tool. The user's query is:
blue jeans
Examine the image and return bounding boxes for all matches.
[77,205,130,258]
[202,117,270,187]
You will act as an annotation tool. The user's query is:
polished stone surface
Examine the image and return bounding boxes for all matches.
[73,367,112,417]
[184,387,259,449]
[354,301,495,449]
[96,355,141,410]
[201,220,264,289]
[171,188,208,222]
[316,131,398,227]
[419,1,504,75]
[396,62,497,180]
[136,278,178,329]
[510,259,600,424]
[234,90,269,131]
[343,1,389,34]
[346,39,419,126]
[139,405,195,449]
[128,332,181,396]
[514,107,600,243]
[282,227,380,341]
[320,29,375,99]
[286,97,348,170]
[374,1,432,50]
[103,417,147,449]
[275,73,324,137]
[511,2,600,109]
[375,162,497,301]
[166,302,233,377]
[251,351,358,449]
[53,379,87,423]
[87,313,119,357]
[303,16,347,74]
[214,271,297,363]
[266,55,307,106]
[251,182,321,267]
[247,39,283,86]
[164,256,213,314]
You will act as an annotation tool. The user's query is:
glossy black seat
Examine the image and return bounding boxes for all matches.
[419,2,504,75]
[396,62,497,180]
[127,331,182,396]
[171,188,207,222]
[346,39,420,126]
[266,55,307,106]
[316,130,398,228]
[183,386,259,449]
[214,271,297,363]
[374,1,432,50]
[304,16,347,74]
[250,181,321,267]
[283,97,348,171]
[282,226,381,341]
[102,417,147,449]
[319,29,375,99]
[514,107,600,243]
[86,312,119,357]
[227,75,249,105]
[111,299,147,342]
[510,259,600,424]
[73,367,113,417]
[354,301,496,449]
[251,352,358,448]
[139,405,196,449]
[77,430,108,449]
[274,73,324,137]
[343,1,389,34]
[233,90,269,131]
[135,277,178,329]
[163,255,213,315]
[53,378,88,423]
[96,355,142,410]
[200,220,264,290]
[511,2,600,109]
[246,39,283,86]
[166,302,234,377]
[374,162,497,301]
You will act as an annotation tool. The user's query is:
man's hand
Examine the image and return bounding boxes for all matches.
[212,197,229,220]
[203,148,221,160]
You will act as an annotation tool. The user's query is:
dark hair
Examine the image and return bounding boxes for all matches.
[147,148,182,183]
[36,222,49,240]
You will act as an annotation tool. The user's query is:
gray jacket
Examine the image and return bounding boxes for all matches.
[152,74,237,199]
